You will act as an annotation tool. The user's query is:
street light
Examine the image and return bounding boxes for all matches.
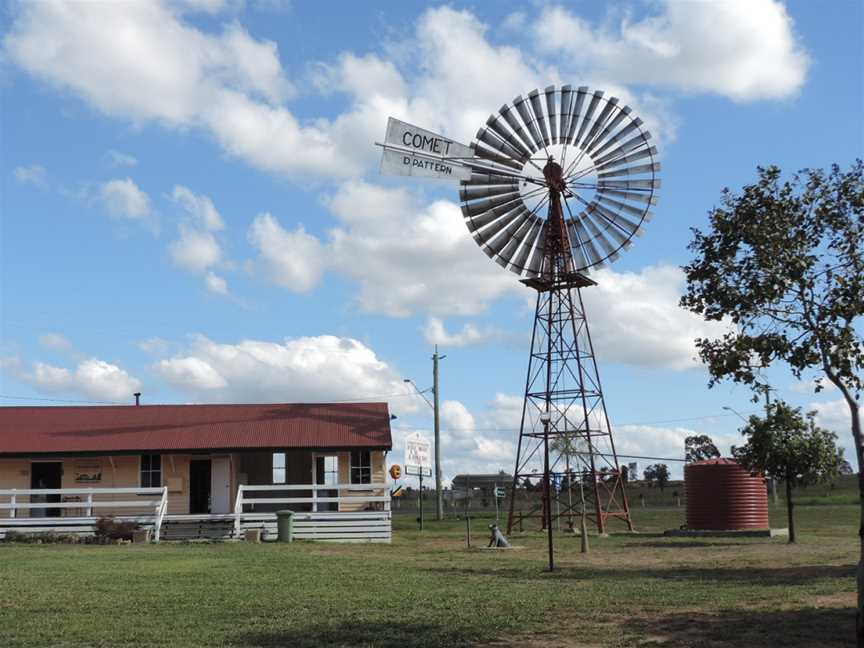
[722,405,748,423]
[539,410,554,572]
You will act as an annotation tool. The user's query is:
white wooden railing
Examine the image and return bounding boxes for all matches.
[234,483,391,543]
[0,487,168,541]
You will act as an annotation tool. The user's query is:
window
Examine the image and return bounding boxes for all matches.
[350,450,371,484]
[272,452,286,484]
[140,454,161,488]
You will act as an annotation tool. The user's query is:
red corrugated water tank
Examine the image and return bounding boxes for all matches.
[685,458,769,530]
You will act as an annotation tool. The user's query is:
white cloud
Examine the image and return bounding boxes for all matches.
[172,185,224,231]
[534,1,809,102]
[169,224,221,273]
[153,333,416,405]
[811,398,862,440]
[99,177,151,220]
[38,333,73,353]
[3,357,142,402]
[138,337,170,356]
[166,187,230,295]
[14,164,48,188]
[324,181,519,317]
[583,264,731,371]
[105,150,137,168]
[247,213,325,294]
[205,271,230,296]
[423,318,501,348]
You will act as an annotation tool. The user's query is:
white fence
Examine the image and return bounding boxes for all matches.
[0,487,168,541]
[235,483,391,543]
[0,483,391,543]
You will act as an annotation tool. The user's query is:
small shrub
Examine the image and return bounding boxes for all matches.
[94,516,139,541]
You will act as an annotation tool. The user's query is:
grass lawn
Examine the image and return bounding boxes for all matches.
[0,505,856,647]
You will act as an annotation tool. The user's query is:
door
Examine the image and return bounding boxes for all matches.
[30,462,62,518]
[210,456,231,514]
[189,459,212,514]
[314,455,339,512]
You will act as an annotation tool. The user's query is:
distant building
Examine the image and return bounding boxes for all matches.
[450,472,512,500]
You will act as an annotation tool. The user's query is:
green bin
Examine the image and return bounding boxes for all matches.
[276,510,294,543]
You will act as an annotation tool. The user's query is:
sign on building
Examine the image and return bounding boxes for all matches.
[405,432,432,477]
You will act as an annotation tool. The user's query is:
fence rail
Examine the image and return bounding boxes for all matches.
[235,483,391,543]
[0,487,168,541]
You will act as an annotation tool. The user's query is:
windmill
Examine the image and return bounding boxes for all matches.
[379,84,659,545]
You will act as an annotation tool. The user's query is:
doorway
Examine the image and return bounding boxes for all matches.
[30,462,62,517]
[189,459,212,514]
[314,455,339,512]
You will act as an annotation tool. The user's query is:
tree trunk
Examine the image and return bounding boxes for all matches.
[823,369,862,646]
[785,474,795,544]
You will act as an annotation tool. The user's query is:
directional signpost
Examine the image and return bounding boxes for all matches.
[405,432,432,531]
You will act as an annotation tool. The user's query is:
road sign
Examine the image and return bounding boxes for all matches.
[379,118,473,182]
[389,464,402,480]
[405,431,432,475]
[494,486,506,499]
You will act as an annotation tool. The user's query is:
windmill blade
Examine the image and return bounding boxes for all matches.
[496,215,538,267]
[513,95,545,152]
[595,146,658,172]
[597,194,654,221]
[524,222,549,277]
[598,178,661,191]
[574,90,604,148]
[472,204,526,247]
[591,201,645,236]
[476,127,529,165]
[571,216,604,268]
[471,141,523,171]
[528,89,551,148]
[565,86,589,144]
[598,188,658,205]
[509,217,544,274]
[594,129,652,165]
[544,86,558,145]
[461,191,522,218]
[566,219,591,270]
[584,104,631,156]
[463,171,524,186]
[559,85,574,143]
[487,210,532,256]
[498,104,538,154]
[460,184,521,202]
[466,202,524,236]
[485,115,532,160]
[581,96,619,153]
[597,162,660,179]
[581,210,620,262]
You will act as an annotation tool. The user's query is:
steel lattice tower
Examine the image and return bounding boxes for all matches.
[506,158,633,535]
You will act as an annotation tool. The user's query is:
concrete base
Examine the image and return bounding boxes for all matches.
[664,528,788,538]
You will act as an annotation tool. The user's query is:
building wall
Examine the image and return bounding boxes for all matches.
[1,448,388,517]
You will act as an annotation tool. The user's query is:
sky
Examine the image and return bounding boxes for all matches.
[1,0,862,482]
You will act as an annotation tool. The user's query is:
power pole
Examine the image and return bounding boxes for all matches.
[433,345,444,520]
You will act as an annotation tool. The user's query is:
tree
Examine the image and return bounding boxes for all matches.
[680,162,863,638]
[643,464,670,491]
[733,402,842,543]
[685,434,721,463]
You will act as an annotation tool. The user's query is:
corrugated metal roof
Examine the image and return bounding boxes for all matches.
[0,403,392,456]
